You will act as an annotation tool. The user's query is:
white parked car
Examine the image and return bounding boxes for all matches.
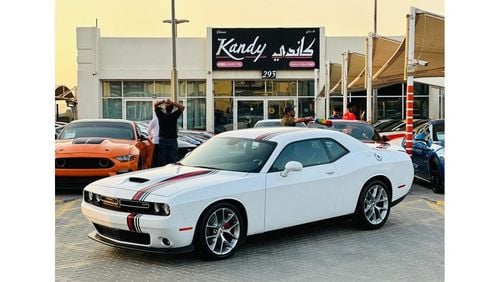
[81,127,413,259]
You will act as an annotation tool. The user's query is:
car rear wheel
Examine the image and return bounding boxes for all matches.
[353,180,391,230]
[195,202,246,260]
[430,159,444,194]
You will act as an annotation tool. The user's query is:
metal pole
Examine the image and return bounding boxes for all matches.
[374,0,377,33]
[170,0,178,102]
[405,7,417,156]
[366,34,373,123]
[341,50,349,115]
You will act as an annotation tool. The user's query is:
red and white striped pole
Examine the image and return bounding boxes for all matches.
[405,7,417,156]
[405,76,414,155]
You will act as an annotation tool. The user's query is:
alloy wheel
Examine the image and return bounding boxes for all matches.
[204,207,240,256]
[363,184,389,225]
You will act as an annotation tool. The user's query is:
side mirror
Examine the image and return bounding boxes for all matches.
[139,134,148,141]
[381,135,389,142]
[280,161,303,177]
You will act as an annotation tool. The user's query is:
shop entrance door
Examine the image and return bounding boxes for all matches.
[124,100,153,121]
[236,100,264,129]
[234,98,296,129]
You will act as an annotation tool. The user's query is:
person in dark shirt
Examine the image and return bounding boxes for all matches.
[154,98,185,166]
[329,106,342,119]
[280,105,313,126]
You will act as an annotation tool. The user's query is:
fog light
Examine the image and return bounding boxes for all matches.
[162,238,171,247]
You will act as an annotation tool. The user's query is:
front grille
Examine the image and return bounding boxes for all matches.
[94,223,150,245]
[55,157,114,169]
[56,176,103,189]
[84,192,168,216]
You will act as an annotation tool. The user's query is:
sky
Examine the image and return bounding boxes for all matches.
[55,0,444,88]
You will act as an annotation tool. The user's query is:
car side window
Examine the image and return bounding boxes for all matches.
[322,138,349,162]
[269,139,330,172]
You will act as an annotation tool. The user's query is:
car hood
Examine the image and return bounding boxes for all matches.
[55,138,136,155]
[85,164,247,200]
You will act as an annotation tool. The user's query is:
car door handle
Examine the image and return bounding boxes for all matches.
[326,171,335,175]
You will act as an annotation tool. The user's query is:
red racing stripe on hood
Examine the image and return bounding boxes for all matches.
[132,170,214,201]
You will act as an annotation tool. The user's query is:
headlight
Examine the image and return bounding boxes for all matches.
[115,154,136,162]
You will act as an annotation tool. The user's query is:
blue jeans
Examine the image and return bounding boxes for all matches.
[158,138,178,166]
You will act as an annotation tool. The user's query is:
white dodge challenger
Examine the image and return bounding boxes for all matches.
[81,127,414,259]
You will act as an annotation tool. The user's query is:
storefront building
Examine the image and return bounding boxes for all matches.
[77,27,444,133]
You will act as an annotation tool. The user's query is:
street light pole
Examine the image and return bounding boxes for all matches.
[163,0,188,102]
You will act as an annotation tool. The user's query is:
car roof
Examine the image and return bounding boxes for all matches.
[69,119,135,125]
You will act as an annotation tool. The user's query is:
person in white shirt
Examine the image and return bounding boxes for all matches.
[147,115,160,167]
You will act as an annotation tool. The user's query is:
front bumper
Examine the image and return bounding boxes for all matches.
[81,201,195,251]
[88,231,194,254]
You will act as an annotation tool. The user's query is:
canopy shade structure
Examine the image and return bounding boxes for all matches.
[346,52,365,91]
[406,11,445,78]
[329,63,342,94]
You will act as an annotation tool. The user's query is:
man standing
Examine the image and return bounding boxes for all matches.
[342,102,357,120]
[146,115,160,168]
[280,105,313,126]
[154,98,185,166]
[329,106,342,119]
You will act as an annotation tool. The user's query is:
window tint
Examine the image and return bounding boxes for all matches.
[323,139,349,162]
[270,139,330,172]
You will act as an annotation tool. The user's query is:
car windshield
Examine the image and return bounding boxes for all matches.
[59,122,135,140]
[309,121,381,142]
[180,137,277,172]
[433,122,445,142]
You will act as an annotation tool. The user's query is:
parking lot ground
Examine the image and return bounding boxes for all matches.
[56,183,444,281]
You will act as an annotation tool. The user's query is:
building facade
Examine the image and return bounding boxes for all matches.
[77,27,444,133]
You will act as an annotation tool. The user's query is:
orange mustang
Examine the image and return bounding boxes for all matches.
[55,119,153,188]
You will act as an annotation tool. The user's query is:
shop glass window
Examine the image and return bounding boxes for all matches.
[377,97,403,120]
[349,97,367,121]
[155,81,171,98]
[298,98,315,117]
[179,81,187,97]
[235,81,266,96]
[214,98,233,133]
[414,82,429,95]
[329,98,344,117]
[124,81,153,97]
[102,99,122,119]
[102,81,122,97]
[412,96,429,119]
[214,80,233,97]
[350,90,366,97]
[271,81,296,96]
[377,83,404,96]
[187,98,206,130]
[125,101,153,121]
[187,81,206,97]
[298,80,314,96]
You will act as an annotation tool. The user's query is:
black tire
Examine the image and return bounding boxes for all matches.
[430,159,444,194]
[195,202,246,260]
[353,180,391,230]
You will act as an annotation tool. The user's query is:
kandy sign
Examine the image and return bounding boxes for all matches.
[212,28,320,71]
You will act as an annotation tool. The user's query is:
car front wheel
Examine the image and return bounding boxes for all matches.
[353,180,391,230]
[195,202,246,260]
[430,159,444,194]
